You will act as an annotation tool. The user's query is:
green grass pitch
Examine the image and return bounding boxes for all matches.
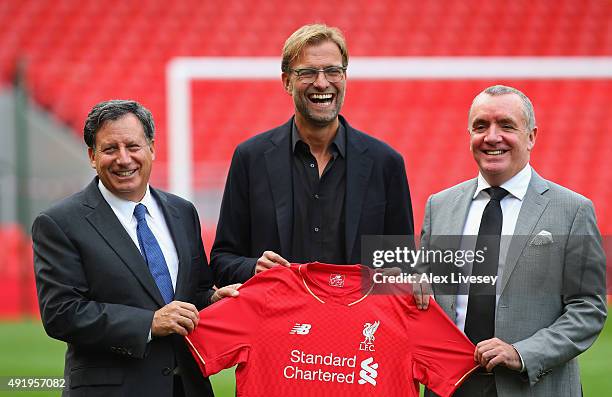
[0,318,609,396]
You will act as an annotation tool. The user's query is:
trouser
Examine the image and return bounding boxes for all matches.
[173,375,185,397]
[453,370,497,397]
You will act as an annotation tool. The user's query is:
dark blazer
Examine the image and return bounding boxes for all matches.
[211,116,414,286]
[32,178,215,397]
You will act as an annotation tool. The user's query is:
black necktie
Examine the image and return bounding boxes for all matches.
[464,186,509,345]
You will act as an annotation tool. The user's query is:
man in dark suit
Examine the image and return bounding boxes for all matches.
[211,24,414,286]
[33,100,239,397]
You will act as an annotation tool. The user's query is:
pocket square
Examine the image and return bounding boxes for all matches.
[530,230,554,246]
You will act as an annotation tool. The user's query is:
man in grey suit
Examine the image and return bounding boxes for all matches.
[416,85,607,396]
[33,100,239,396]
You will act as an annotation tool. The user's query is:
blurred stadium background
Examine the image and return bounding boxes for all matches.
[0,0,610,395]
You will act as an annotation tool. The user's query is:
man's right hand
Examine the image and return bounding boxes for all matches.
[255,250,290,274]
[151,301,200,337]
[413,278,432,310]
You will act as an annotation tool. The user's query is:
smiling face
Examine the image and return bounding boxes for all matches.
[282,40,346,128]
[468,93,537,186]
[88,113,155,202]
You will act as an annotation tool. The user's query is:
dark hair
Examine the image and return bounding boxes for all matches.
[83,100,155,149]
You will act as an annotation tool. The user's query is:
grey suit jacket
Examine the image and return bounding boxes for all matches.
[420,170,607,397]
[33,178,215,397]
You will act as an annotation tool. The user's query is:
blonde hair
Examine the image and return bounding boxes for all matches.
[281,23,348,72]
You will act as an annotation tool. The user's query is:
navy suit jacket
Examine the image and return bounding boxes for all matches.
[33,178,214,397]
[211,116,414,286]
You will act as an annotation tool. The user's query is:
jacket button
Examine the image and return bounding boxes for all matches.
[162,367,172,376]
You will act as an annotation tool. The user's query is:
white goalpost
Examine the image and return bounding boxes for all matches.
[167,56,612,200]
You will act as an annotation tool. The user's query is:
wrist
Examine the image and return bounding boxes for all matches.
[511,344,526,372]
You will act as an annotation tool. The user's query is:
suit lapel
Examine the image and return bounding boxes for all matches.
[151,188,191,302]
[345,126,373,262]
[499,171,550,294]
[445,181,476,236]
[83,180,166,307]
[264,120,293,256]
[434,180,476,302]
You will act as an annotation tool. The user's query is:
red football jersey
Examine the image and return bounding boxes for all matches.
[186,263,477,396]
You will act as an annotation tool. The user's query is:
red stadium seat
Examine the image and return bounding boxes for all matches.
[0,0,610,238]
[0,225,38,319]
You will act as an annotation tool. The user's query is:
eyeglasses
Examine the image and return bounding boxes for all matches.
[288,66,347,83]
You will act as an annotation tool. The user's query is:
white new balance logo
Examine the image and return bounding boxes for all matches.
[289,323,312,335]
[358,357,379,386]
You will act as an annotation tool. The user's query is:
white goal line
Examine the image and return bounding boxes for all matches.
[167,56,612,199]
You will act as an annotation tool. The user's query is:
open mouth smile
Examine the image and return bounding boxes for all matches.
[308,93,334,106]
[113,170,137,177]
[483,150,507,156]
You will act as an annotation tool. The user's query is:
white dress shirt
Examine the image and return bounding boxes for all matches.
[97,180,179,291]
[455,164,532,332]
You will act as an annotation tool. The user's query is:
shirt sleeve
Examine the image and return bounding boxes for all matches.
[185,273,276,377]
[408,298,478,397]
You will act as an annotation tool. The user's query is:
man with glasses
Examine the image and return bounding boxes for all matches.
[211,23,414,286]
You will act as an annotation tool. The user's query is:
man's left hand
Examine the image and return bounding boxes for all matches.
[211,284,241,304]
[474,337,522,372]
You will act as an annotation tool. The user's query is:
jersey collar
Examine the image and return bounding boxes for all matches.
[297,262,375,306]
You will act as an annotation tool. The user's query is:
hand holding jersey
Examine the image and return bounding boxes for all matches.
[255,250,290,275]
[152,301,200,337]
[412,279,432,311]
[474,338,522,372]
[210,284,242,303]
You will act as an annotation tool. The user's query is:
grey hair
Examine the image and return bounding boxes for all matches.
[84,99,154,149]
[470,85,536,130]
